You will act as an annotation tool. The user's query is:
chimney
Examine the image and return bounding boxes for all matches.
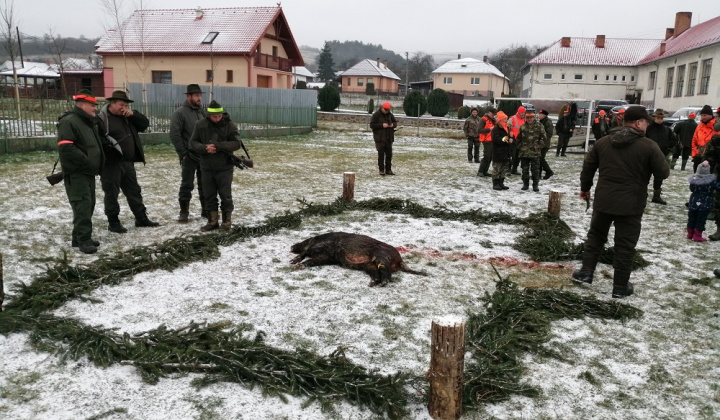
[457,54,461,59]
[665,28,674,40]
[483,55,488,63]
[561,37,571,47]
[595,35,605,48]
[674,12,692,37]
[659,42,666,55]
[376,57,380,67]
[195,7,203,20]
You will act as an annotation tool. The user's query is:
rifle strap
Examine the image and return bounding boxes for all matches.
[51,158,59,175]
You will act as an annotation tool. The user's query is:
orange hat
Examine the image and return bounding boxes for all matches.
[496,111,508,121]
[564,108,569,113]
[688,113,696,119]
[599,110,606,116]
[382,102,391,109]
[618,109,625,114]
[525,112,535,117]
[517,106,526,113]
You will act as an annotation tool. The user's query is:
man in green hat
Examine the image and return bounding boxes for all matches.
[189,100,241,231]
[97,90,159,233]
[57,89,105,254]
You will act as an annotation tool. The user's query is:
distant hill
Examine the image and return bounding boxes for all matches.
[301,41,405,77]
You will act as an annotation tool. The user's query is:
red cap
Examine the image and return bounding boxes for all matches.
[618,109,625,114]
[517,106,526,113]
[688,113,696,119]
[599,110,606,116]
[382,102,391,109]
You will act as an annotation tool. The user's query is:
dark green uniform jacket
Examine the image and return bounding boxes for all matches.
[57,107,105,175]
[97,105,150,165]
[188,113,241,171]
[369,110,397,143]
[170,100,206,161]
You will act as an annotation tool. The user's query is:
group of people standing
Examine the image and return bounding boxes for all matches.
[56,85,243,254]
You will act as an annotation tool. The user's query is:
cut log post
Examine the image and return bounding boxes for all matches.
[342,172,355,203]
[0,253,4,312]
[427,320,465,420]
[548,190,562,216]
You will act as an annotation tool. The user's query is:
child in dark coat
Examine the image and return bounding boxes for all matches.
[687,160,720,242]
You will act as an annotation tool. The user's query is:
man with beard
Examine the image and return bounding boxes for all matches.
[463,107,481,163]
[644,109,675,205]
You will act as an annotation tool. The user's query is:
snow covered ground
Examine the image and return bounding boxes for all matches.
[0,124,718,419]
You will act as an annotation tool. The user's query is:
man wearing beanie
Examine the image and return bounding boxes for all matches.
[691,105,717,172]
[537,109,554,179]
[170,84,207,222]
[97,90,159,233]
[56,90,105,254]
[573,106,669,299]
[591,110,609,143]
[189,100,241,231]
[369,102,398,175]
[476,107,497,177]
[515,111,547,192]
[672,113,697,171]
[463,107,482,163]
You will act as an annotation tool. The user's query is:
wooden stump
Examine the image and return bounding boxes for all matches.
[342,172,355,202]
[548,190,562,216]
[427,320,465,420]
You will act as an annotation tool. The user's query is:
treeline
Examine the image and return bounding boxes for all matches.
[0,34,100,61]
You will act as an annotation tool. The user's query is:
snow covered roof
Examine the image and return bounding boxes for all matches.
[292,66,314,78]
[341,59,400,80]
[95,6,302,64]
[637,15,720,65]
[529,37,661,67]
[0,61,59,78]
[433,57,507,79]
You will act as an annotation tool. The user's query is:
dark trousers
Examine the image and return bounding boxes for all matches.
[179,156,204,206]
[556,134,571,155]
[509,143,518,172]
[375,141,393,172]
[672,145,691,161]
[652,177,664,190]
[64,173,96,243]
[688,209,710,232]
[492,160,510,179]
[202,168,234,213]
[582,211,642,287]
[520,157,540,181]
[101,160,146,218]
[467,138,480,162]
[539,147,552,175]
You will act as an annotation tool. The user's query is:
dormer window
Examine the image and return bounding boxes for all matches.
[461,64,467,68]
[202,32,219,44]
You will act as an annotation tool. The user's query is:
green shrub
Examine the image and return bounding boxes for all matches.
[365,82,376,96]
[403,91,427,117]
[457,105,471,119]
[427,88,450,117]
[295,80,307,89]
[367,98,375,114]
[318,84,341,112]
[498,97,522,116]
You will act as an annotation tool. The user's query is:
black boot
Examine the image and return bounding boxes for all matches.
[108,215,127,233]
[651,189,666,205]
[532,179,539,192]
[135,212,160,227]
[178,200,190,223]
[500,178,509,190]
[521,179,529,190]
[72,238,100,247]
[492,178,503,191]
[220,211,232,230]
[543,169,554,180]
[681,158,688,171]
[611,271,634,299]
[201,211,219,232]
[708,221,720,241]
[77,240,98,254]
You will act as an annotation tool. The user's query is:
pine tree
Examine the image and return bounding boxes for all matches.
[316,42,336,82]
[427,88,450,117]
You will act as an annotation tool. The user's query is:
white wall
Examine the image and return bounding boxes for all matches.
[525,64,638,100]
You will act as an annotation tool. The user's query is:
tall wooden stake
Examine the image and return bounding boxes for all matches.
[548,190,562,216]
[342,172,355,203]
[0,253,4,312]
[427,320,465,420]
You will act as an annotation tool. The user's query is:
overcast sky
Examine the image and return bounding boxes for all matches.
[12,0,720,59]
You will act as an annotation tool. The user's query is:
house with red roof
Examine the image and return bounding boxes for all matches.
[340,58,401,95]
[95,6,304,95]
[522,12,720,111]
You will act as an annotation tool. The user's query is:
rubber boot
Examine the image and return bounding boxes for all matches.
[108,215,127,233]
[670,158,678,170]
[693,230,707,242]
[478,161,491,177]
[611,270,634,299]
[651,189,666,205]
[220,211,232,230]
[709,221,720,241]
[492,178,503,191]
[78,240,98,254]
[686,228,695,239]
[532,179,539,192]
[200,211,219,232]
[500,178,509,190]
[178,200,190,223]
[681,158,688,171]
[543,169,554,180]
[521,179,529,190]
[135,212,160,227]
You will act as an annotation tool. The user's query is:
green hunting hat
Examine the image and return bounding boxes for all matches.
[207,100,224,114]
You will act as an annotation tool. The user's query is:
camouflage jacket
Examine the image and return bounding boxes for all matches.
[516,120,548,158]
[463,114,482,139]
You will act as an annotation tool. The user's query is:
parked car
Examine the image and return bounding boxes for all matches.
[596,99,629,114]
[610,104,646,115]
[575,100,590,125]
[664,106,703,127]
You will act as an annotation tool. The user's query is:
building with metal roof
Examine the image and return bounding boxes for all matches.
[432,57,510,99]
[340,58,401,95]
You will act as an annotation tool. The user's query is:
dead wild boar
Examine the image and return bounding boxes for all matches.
[290,232,426,287]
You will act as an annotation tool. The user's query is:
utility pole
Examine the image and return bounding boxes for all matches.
[405,51,409,95]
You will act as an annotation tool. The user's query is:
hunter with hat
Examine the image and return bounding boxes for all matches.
[97,90,159,233]
[189,100,241,231]
[644,108,677,205]
[591,110,609,142]
[476,107,497,177]
[537,109,554,179]
[698,106,720,240]
[56,89,105,254]
[515,111,547,192]
[463,107,482,163]
[691,105,717,172]
[369,102,398,175]
[609,108,625,129]
[573,106,669,299]
[508,106,525,173]
[555,106,574,157]
[672,112,697,171]
[170,84,207,222]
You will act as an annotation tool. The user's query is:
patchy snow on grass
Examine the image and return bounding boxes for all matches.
[0,124,719,419]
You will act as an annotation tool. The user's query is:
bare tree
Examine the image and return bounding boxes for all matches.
[44,27,68,99]
[97,0,130,90]
[131,0,152,113]
[0,0,21,118]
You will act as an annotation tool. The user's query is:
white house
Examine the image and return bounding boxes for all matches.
[292,66,314,87]
[432,57,509,98]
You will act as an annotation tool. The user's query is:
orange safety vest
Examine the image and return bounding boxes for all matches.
[478,116,495,142]
[692,118,718,157]
[509,115,524,139]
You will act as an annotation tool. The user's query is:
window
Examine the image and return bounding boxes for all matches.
[574,74,583,81]
[272,46,278,57]
[151,70,172,84]
[605,75,610,81]
[543,73,552,80]
[357,78,363,86]
[561,73,565,80]
[665,67,674,98]
[699,58,712,95]
[687,62,698,95]
[226,70,233,83]
[470,77,480,85]
[593,74,598,81]
[613,75,617,81]
[202,32,219,44]
[443,77,453,84]
[621,75,626,82]
[366,78,374,85]
[648,71,656,89]
[631,76,635,82]
[675,65,685,97]
[346,78,351,86]
[206,70,213,82]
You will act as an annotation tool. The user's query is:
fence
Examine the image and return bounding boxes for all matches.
[0,84,318,140]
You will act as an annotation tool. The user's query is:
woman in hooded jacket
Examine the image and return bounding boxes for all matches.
[686,160,720,242]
